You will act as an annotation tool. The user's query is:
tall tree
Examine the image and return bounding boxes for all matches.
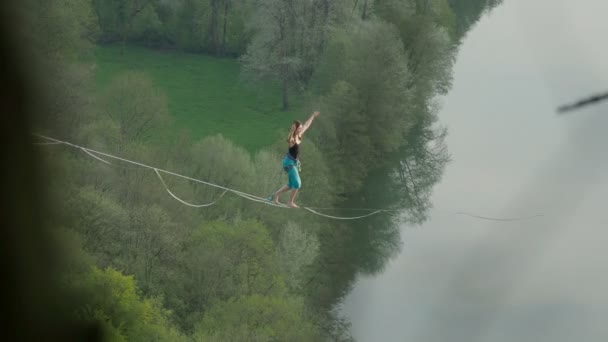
[100,71,171,146]
[69,266,187,341]
[220,0,231,55]
[194,295,320,341]
[93,0,157,52]
[205,1,253,55]
[314,19,414,193]
[23,0,98,138]
[448,0,503,40]
[168,219,281,329]
[208,0,220,54]
[242,0,341,110]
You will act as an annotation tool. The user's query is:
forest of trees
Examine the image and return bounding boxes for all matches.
[17,0,502,340]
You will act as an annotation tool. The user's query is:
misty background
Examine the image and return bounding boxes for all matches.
[342,0,608,341]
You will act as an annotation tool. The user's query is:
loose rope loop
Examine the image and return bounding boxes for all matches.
[34,134,384,219]
[154,168,227,208]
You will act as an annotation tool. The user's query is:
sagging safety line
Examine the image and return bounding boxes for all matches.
[33,134,389,219]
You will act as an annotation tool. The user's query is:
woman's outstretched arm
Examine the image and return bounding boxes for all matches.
[298,111,320,136]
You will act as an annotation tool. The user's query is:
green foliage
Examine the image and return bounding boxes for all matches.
[169,219,282,329]
[251,149,285,200]
[315,81,372,192]
[93,0,123,42]
[203,0,252,56]
[278,221,319,292]
[375,0,456,96]
[120,205,184,294]
[190,135,254,193]
[194,294,320,341]
[448,0,504,40]
[396,116,450,223]
[162,134,260,219]
[92,0,252,55]
[172,0,207,51]
[21,0,98,138]
[24,0,98,60]
[39,62,98,138]
[241,0,339,109]
[315,19,414,192]
[93,0,161,46]
[66,186,130,264]
[130,4,167,45]
[101,71,171,144]
[70,266,187,341]
[433,0,458,36]
[304,222,358,309]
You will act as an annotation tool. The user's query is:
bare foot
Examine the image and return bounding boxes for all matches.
[288,202,299,208]
[273,196,281,205]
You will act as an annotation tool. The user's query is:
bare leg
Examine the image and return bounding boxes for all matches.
[288,189,299,208]
[273,185,291,204]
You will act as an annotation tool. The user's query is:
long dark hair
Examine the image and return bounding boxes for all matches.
[287,120,301,145]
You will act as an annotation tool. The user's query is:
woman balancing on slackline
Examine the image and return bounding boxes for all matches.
[271,111,320,208]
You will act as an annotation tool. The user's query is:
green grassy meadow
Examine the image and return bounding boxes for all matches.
[95,45,305,152]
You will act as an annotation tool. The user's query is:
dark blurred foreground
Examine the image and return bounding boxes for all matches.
[0,2,102,341]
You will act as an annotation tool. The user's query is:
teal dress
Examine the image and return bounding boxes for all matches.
[283,143,301,189]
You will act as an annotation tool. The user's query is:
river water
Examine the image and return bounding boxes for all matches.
[342,0,608,341]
